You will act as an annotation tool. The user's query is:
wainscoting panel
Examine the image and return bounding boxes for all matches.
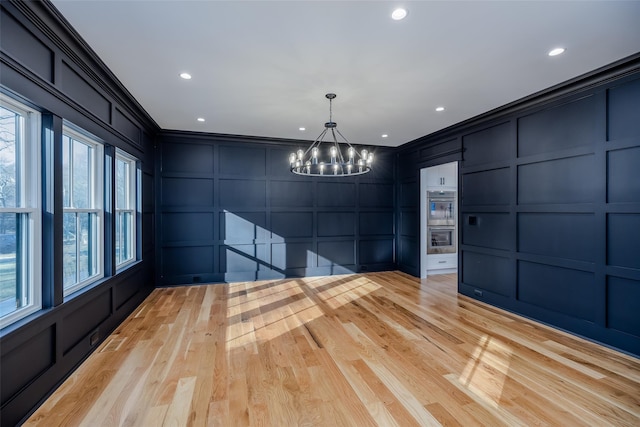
[462,122,511,167]
[517,95,596,157]
[397,58,640,356]
[157,133,396,285]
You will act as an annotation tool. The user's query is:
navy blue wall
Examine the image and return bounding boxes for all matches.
[0,2,157,425]
[397,55,640,357]
[157,131,396,285]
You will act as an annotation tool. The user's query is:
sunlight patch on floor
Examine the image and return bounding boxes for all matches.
[458,334,513,409]
[225,275,380,350]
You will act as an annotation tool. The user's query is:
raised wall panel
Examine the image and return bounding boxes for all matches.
[162,143,214,174]
[462,213,512,251]
[271,212,313,238]
[219,146,266,176]
[221,244,268,272]
[359,183,394,207]
[270,181,313,207]
[221,211,267,241]
[219,179,266,208]
[607,213,640,269]
[360,212,393,236]
[518,261,595,321]
[463,122,511,166]
[113,108,140,145]
[317,182,356,207]
[162,213,214,242]
[269,147,298,177]
[60,61,110,122]
[1,326,54,404]
[398,237,418,269]
[0,9,53,82]
[462,252,513,297]
[143,172,155,210]
[518,155,595,205]
[420,138,458,159]
[400,181,417,207]
[143,212,154,248]
[365,151,395,181]
[360,239,394,264]
[608,77,640,141]
[115,272,142,309]
[398,151,418,179]
[271,242,314,270]
[318,241,355,267]
[518,96,596,157]
[519,213,596,262]
[162,177,214,206]
[462,168,510,206]
[608,147,640,203]
[607,276,640,337]
[62,291,112,353]
[317,212,355,237]
[400,210,417,236]
[162,246,214,276]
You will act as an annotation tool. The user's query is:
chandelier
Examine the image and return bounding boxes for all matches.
[289,93,373,176]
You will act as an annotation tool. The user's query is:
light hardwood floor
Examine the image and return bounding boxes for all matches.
[26,271,640,426]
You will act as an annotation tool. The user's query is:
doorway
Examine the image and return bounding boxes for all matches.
[420,161,458,278]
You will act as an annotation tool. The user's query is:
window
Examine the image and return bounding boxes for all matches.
[0,94,41,328]
[62,125,103,295]
[115,149,137,268]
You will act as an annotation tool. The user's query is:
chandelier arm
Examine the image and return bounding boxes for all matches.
[333,128,361,159]
[330,128,347,165]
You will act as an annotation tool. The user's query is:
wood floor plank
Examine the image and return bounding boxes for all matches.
[25,272,640,426]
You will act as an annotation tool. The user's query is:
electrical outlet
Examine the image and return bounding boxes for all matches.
[90,330,100,347]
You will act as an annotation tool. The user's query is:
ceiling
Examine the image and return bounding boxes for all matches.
[51,1,640,148]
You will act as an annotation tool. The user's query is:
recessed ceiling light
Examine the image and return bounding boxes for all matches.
[435,106,445,112]
[180,72,192,80]
[197,117,205,122]
[391,8,407,20]
[299,127,306,131]
[548,47,565,57]
[381,134,389,138]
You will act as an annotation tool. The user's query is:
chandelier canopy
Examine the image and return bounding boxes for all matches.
[289,93,373,176]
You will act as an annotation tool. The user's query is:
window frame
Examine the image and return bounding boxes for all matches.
[0,93,42,329]
[115,149,137,270]
[62,123,104,297]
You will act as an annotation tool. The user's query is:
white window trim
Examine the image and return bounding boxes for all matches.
[0,93,42,328]
[115,148,137,270]
[62,124,104,297]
